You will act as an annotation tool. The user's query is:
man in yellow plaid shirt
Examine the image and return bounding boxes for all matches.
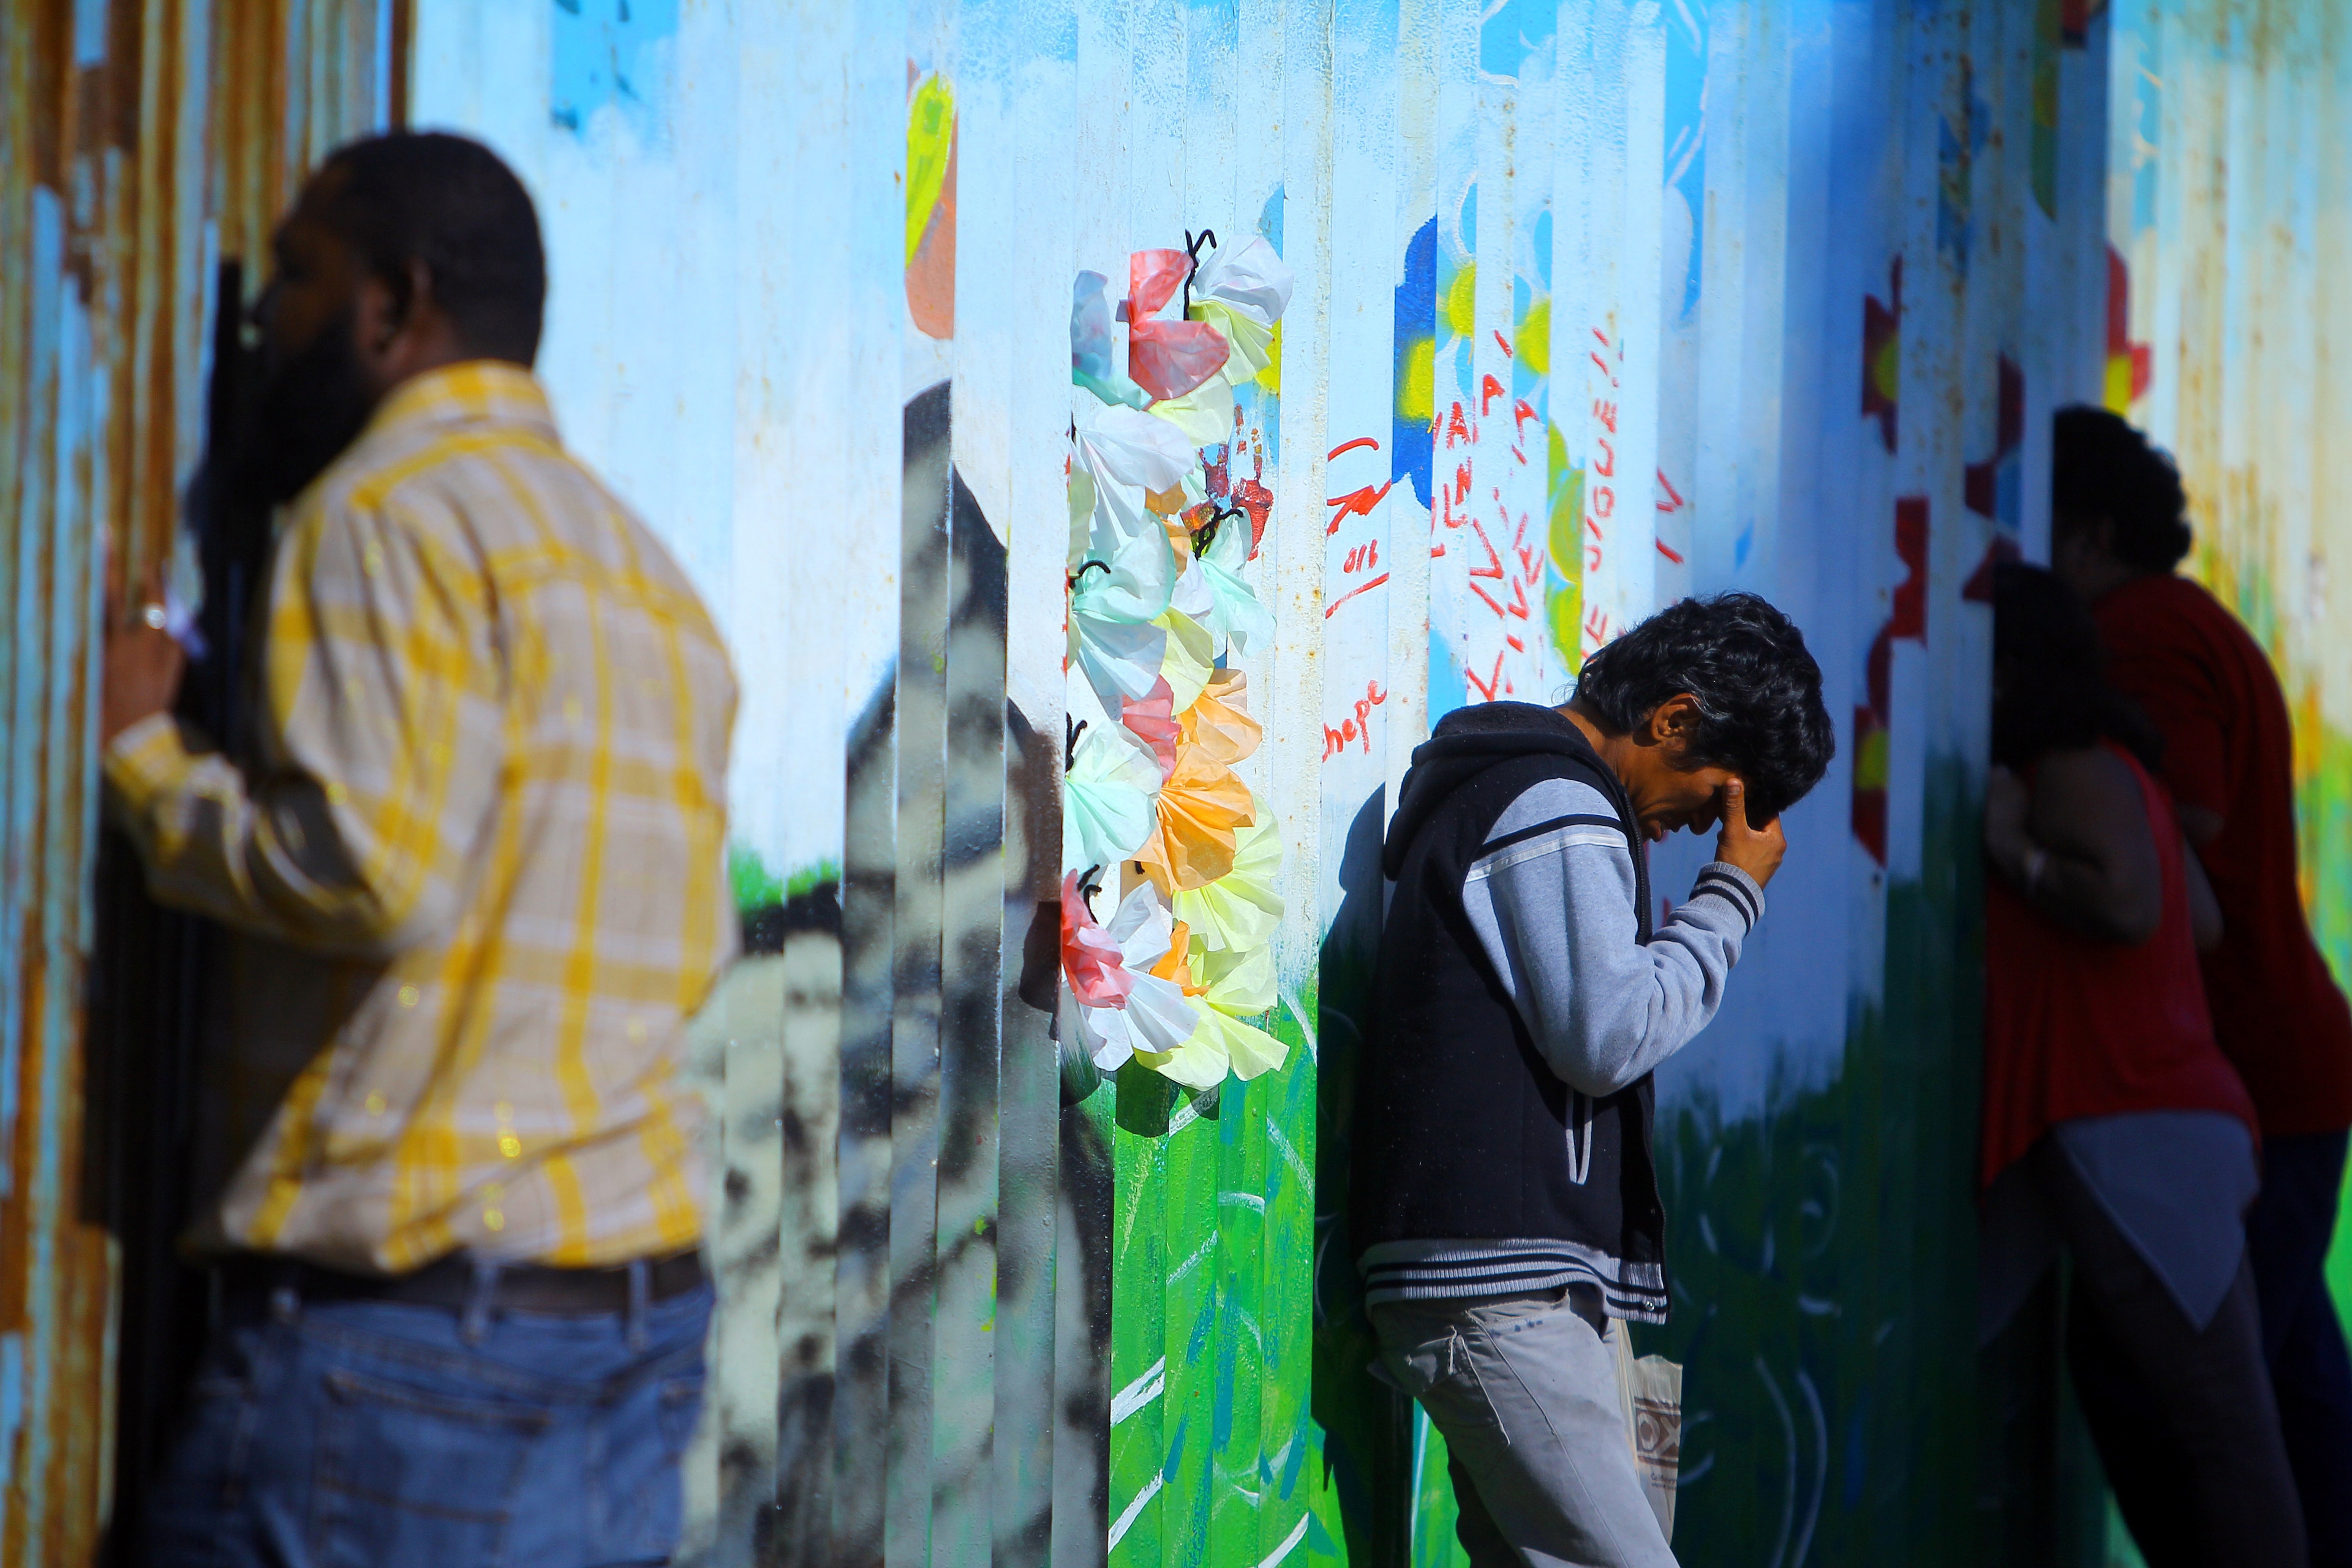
[102,133,736,1567]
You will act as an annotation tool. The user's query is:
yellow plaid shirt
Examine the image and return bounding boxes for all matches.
[104,362,736,1273]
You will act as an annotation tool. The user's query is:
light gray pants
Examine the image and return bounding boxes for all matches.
[1371,1286,1677,1568]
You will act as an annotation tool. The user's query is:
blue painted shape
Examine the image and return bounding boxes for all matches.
[550,0,680,137]
[1661,0,1706,322]
[1393,217,1437,509]
[1476,0,1528,81]
[1427,625,1468,722]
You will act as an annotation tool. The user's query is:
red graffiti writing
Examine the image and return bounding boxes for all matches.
[1464,650,1507,703]
[1322,678,1391,756]
[1325,481,1395,534]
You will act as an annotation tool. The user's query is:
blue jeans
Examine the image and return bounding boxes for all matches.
[2248,1129,2352,1568]
[141,1273,712,1568]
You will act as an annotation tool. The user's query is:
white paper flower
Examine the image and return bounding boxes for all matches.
[1063,724,1161,874]
[1195,509,1276,658]
[1081,884,1203,1077]
[1068,505,1175,705]
[1190,235,1295,326]
[1185,236,1294,388]
[1074,397,1197,494]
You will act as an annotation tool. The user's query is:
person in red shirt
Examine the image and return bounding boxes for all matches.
[1978,562,2298,1566]
[2054,405,2352,1567]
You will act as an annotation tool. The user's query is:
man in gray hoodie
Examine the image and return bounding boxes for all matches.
[1352,592,1833,1566]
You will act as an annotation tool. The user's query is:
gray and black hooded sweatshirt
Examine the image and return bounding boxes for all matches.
[1350,701,1764,1322]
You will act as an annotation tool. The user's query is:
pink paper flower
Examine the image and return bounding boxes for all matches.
[1060,871,1134,1008]
[1125,248,1229,402]
[1120,676,1180,780]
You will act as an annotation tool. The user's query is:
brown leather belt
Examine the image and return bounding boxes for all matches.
[216,1248,706,1316]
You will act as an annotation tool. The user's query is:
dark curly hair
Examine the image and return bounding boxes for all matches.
[1991,561,2163,771]
[2052,405,2192,571]
[1572,592,1835,823]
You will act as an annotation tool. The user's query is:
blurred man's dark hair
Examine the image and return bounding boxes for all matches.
[233,134,546,508]
[1989,560,2164,772]
[319,130,546,364]
[1573,590,1836,823]
[2052,405,2192,571]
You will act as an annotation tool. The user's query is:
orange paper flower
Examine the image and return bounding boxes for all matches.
[1147,920,1205,994]
[1134,744,1256,894]
[1180,669,1261,767]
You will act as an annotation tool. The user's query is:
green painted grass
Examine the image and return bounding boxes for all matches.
[726,843,840,912]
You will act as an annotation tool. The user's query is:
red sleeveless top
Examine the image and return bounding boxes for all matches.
[1981,742,2258,1189]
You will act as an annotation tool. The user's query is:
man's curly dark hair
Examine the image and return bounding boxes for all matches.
[2052,405,2192,571]
[1572,592,1835,823]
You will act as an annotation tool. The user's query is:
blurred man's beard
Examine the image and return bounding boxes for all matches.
[228,306,378,510]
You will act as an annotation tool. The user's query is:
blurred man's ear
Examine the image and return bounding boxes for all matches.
[354,255,463,398]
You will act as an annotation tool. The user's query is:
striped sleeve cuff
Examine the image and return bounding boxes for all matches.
[1687,861,1765,931]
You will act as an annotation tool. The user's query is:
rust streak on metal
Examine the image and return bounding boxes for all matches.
[0,1,396,1559]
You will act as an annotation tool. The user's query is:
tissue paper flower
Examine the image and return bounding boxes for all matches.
[1196,508,1276,658]
[1080,884,1205,1077]
[1181,669,1261,766]
[1172,815,1283,952]
[1135,739,1255,894]
[1074,397,1198,495]
[1165,516,1216,621]
[1070,495,1174,624]
[1059,234,1300,1104]
[1185,237,1294,386]
[1071,614,1167,708]
[1147,374,1237,447]
[1182,937,1288,1080]
[1154,608,1216,713]
[1071,271,1151,409]
[1060,871,1133,1007]
[1125,918,1238,1088]
[1191,235,1295,326]
[1125,248,1229,403]
[1119,677,1180,779]
[1064,725,1161,873]
[1068,512,1175,703]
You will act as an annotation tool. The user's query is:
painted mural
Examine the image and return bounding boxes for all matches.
[2098,0,2352,1344]
[0,1,2248,1567]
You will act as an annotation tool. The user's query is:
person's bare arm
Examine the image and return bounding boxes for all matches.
[1983,749,2164,944]
[2182,840,2223,952]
